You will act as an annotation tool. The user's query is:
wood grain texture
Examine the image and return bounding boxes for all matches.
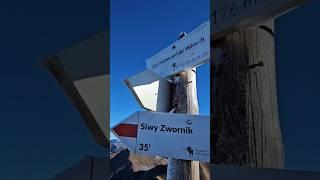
[210,20,284,168]
[167,68,200,180]
[211,0,307,40]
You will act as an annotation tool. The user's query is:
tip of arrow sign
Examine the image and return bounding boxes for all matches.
[113,124,138,138]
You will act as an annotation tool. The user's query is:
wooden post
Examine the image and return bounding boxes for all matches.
[166,67,200,179]
[210,20,284,168]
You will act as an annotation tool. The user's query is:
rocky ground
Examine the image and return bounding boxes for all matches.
[110,140,210,180]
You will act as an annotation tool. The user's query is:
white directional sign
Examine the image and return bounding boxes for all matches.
[146,21,210,77]
[111,111,210,162]
[211,0,308,40]
[124,70,171,112]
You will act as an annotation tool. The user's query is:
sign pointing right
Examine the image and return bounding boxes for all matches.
[112,111,210,162]
[146,21,210,78]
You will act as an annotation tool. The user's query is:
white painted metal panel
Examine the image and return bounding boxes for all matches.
[146,21,210,77]
[112,111,210,162]
[136,111,210,162]
[124,70,171,112]
[74,74,109,142]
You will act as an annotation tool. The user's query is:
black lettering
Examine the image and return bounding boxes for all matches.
[139,144,143,151]
[181,128,186,134]
[221,5,229,19]
[229,1,238,16]
[166,126,172,132]
[140,123,146,130]
[144,144,149,151]
[212,10,217,24]
[138,144,150,151]
[173,128,177,132]
[160,125,165,131]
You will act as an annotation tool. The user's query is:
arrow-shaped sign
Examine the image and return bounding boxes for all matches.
[112,111,210,162]
[124,70,172,112]
[146,21,210,78]
[113,123,138,138]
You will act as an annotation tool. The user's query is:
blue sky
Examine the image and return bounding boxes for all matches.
[110,0,210,139]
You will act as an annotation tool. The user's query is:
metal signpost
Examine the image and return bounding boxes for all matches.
[112,111,210,162]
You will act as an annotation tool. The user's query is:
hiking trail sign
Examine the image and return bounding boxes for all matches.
[111,111,210,162]
[146,21,210,78]
[124,70,171,112]
[211,0,308,40]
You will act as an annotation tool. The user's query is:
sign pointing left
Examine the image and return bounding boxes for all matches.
[112,111,210,162]
[113,124,137,138]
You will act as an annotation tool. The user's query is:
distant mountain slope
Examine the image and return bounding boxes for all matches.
[110,139,126,154]
[110,139,210,180]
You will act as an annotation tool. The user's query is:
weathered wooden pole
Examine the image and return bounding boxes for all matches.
[166,31,200,180]
[167,68,200,180]
[211,20,284,168]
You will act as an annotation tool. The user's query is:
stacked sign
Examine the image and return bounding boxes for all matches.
[112,111,210,162]
[112,22,211,162]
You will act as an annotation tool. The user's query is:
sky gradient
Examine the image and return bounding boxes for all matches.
[276,0,320,171]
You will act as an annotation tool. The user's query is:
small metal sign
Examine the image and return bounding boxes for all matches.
[111,111,210,162]
[211,0,308,40]
[146,21,210,77]
[124,70,171,112]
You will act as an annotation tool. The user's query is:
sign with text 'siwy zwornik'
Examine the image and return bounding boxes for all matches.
[112,111,210,162]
